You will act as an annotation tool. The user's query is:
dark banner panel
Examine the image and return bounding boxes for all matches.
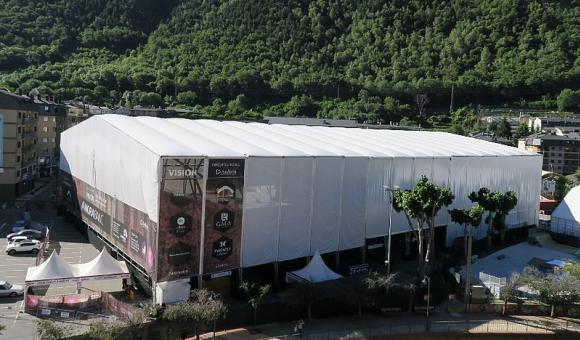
[157,158,205,282]
[203,159,244,274]
[59,171,157,275]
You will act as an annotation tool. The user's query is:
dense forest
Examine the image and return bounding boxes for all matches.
[0,0,578,122]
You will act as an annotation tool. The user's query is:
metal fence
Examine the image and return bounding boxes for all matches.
[272,318,580,339]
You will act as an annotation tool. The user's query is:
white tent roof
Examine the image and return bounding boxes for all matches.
[66,115,533,158]
[71,248,129,277]
[26,250,75,282]
[288,250,342,283]
[552,185,580,223]
[26,249,130,284]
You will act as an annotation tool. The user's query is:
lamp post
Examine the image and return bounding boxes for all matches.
[382,185,399,275]
[423,275,431,332]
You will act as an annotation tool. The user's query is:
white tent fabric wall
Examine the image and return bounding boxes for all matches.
[551,186,580,237]
[61,115,542,270]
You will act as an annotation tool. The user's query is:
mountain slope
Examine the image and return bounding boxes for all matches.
[0,0,578,119]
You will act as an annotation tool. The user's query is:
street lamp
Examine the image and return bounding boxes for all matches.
[422,275,431,332]
[382,185,399,276]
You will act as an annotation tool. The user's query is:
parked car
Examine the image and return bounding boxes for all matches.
[0,281,24,297]
[8,236,33,244]
[11,220,43,233]
[6,239,41,255]
[7,229,43,242]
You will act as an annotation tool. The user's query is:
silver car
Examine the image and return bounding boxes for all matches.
[0,281,25,297]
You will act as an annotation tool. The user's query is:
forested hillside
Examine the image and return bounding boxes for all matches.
[0,0,578,121]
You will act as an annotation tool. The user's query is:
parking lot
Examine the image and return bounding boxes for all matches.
[0,185,123,339]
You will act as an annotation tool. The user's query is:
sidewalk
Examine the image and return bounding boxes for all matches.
[196,313,580,339]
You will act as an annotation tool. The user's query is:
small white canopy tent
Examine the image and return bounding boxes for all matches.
[287,251,342,283]
[71,249,130,280]
[551,185,580,237]
[25,250,76,286]
[25,249,130,287]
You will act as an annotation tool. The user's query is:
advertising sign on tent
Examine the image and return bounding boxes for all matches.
[157,158,205,281]
[59,171,157,275]
[203,159,244,274]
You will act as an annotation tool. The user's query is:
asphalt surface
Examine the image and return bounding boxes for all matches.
[0,179,122,339]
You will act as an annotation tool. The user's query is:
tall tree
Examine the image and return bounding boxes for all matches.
[240,282,271,326]
[393,176,454,278]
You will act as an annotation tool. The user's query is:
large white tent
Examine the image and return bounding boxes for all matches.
[60,115,541,273]
[551,185,580,238]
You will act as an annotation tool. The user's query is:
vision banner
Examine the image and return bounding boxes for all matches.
[59,171,157,275]
[157,158,205,282]
[203,159,244,274]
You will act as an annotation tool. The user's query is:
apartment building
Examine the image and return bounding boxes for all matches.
[519,133,580,175]
[35,97,66,176]
[0,90,39,203]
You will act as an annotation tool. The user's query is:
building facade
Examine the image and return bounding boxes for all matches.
[36,97,66,176]
[0,90,39,203]
[519,134,580,175]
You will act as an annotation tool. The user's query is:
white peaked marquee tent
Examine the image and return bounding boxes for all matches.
[551,185,580,238]
[287,251,342,283]
[60,115,542,271]
[25,249,130,287]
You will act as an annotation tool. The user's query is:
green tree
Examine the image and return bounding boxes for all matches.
[393,176,454,278]
[83,321,125,340]
[163,289,221,340]
[513,124,530,140]
[499,273,522,316]
[176,91,198,106]
[557,89,580,112]
[563,263,580,281]
[524,269,580,318]
[239,282,271,325]
[36,320,67,340]
[496,118,512,139]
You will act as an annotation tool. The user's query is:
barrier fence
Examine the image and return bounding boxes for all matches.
[273,318,580,339]
[25,291,136,320]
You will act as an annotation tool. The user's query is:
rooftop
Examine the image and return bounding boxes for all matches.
[64,115,537,158]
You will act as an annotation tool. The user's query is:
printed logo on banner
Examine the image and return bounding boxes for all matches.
[112,220,128,245]
[168,242,192,266]
[216,183,235,204]
[170,212,192,237]
[212,236,233,260]
[208,159,245,178]
[80,199,110,234]
[213,209,234,232]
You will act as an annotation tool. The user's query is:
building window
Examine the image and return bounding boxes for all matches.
[51,138,55,143]
[42,127,48,132]
[16,170,20,177]
[18,112,22,119]
[17,141,21,148]
[43,116,48,122]
[16,156,20,163]
[17,127,22,133]
[52,117,56,122]
[42,138,48,143]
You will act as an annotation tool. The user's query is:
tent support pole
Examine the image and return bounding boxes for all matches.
[361,245,366,263]
[239,268,243,284]
[274,262,279,286]
[197,275,203,289]
[76,281,81,294]
[334,251,340,269]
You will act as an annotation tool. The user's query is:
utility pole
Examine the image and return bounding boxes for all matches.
[449,85,455,114]
[465,235,472,312]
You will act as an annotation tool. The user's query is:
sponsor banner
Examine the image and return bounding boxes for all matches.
[59,171,157,275]
[157,158,205,281]
[208,159,245,178]
[203,159,244,274]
